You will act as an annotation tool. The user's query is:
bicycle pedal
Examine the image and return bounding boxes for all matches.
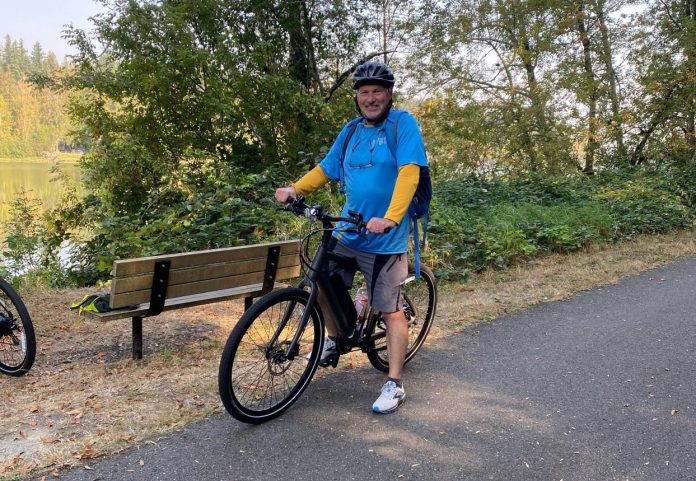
[319,352,340,368]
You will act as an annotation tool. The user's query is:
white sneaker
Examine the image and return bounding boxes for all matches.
[319,337,338,366]
[306,337,339,366]
[372,380,406,414]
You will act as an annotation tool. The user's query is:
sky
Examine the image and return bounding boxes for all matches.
[0,0,106,61]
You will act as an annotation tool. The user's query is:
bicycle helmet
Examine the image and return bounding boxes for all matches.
[352,61,395,89]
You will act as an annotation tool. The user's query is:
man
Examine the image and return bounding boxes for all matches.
[274,61,428,414]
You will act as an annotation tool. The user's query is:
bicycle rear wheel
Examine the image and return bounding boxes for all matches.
[0,277,36,376]
[367,264,437,373]
[218,288,323,424]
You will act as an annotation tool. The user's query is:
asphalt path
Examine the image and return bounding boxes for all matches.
[28,257,696,481]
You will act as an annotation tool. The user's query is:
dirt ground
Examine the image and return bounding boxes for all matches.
[1,230,695,480]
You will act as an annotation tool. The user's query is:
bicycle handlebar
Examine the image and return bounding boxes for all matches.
[284,196,366,231]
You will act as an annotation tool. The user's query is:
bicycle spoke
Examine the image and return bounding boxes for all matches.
[224,294,318,415]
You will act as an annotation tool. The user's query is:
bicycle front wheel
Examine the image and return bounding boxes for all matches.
[0,277,36,376]
[218,288,323,424]
[367,264,437,373]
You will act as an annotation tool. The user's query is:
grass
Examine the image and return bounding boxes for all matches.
[0,228,694,479]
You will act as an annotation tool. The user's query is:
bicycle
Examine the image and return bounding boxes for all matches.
[0,276,36,376]
[218,196,437,424]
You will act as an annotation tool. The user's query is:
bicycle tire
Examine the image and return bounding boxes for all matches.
[367,264,437,373]
[0,277,36,376]
[218,288,323,424]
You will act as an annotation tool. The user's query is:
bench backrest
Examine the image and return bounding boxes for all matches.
[109,240,301,309]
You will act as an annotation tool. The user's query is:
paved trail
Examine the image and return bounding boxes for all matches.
[29,257,696,481]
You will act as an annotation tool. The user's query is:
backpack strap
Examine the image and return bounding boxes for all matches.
[339,117,362,194]
[411,209,429,279]
[383,110,404,160]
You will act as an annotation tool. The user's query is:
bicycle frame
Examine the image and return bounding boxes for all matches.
[266,201,371,362]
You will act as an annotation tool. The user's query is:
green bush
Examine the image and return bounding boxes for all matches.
[427,166,693,275]
[3,162,693,288]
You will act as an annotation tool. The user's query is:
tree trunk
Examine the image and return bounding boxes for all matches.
[383,0,390,63]
[685,0,696,160]
[594,0,627,161]
[288,1,310,89]
[577,1,599,174]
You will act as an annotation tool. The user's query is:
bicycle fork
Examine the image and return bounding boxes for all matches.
[266,288,321,363]
[0,301,17,336]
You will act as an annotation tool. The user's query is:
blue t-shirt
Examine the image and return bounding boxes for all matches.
[320,109,428,254]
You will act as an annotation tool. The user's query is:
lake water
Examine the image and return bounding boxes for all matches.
[0,161,84,234]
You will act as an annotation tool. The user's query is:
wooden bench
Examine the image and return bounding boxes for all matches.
[84,240,301,359]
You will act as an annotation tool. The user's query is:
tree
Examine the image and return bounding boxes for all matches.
[409,0,575,173]
[571,0,601,173]
[30,42,44,72]
[551,0,633,172]
[627,0,696,164]
[0,36,70,156]
[45,0,371,269]
[591,0,628,161]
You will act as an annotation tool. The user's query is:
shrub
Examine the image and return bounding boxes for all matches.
[427,166,693,275]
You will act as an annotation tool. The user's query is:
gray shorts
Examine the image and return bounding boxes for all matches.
[328,240,407,313]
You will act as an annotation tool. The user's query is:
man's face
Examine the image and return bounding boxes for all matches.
[356,84,392,123]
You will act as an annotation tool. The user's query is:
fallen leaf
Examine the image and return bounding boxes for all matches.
[139,459,145,466]
[19,430,28,439]
[73,444,101,460]
[671,409,678,416]
[20,460,39,476]
[0,455,23,473]
[40,437,60,445]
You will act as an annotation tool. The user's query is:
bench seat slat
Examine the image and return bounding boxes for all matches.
[110,265,301,309]
[111,253,300,295]
[112,240,300,277]
[86,282,290,322]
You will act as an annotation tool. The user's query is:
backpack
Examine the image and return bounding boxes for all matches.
[70,293,111,315]
[339,111,432,277]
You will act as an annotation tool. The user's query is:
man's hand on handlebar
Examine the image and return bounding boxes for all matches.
[366,217,396,234]
[275,186,297,204]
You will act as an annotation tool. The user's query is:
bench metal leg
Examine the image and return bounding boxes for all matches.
[244,296,253,311]
[132,316,143,360]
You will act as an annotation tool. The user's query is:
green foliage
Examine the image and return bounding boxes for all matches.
[58,162,285,279]
[7,1,694,289]
[426,165,694,277]
[1,189,43,275]
[593,169,692,238]
[0,187,82,288]
[39,0,367,280]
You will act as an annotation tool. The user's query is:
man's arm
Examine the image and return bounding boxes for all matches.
[384,163,420,224]
[366,163,419,234]
[275,165,330,203]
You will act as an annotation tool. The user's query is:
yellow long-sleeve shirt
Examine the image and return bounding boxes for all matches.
[291,163,420,225]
